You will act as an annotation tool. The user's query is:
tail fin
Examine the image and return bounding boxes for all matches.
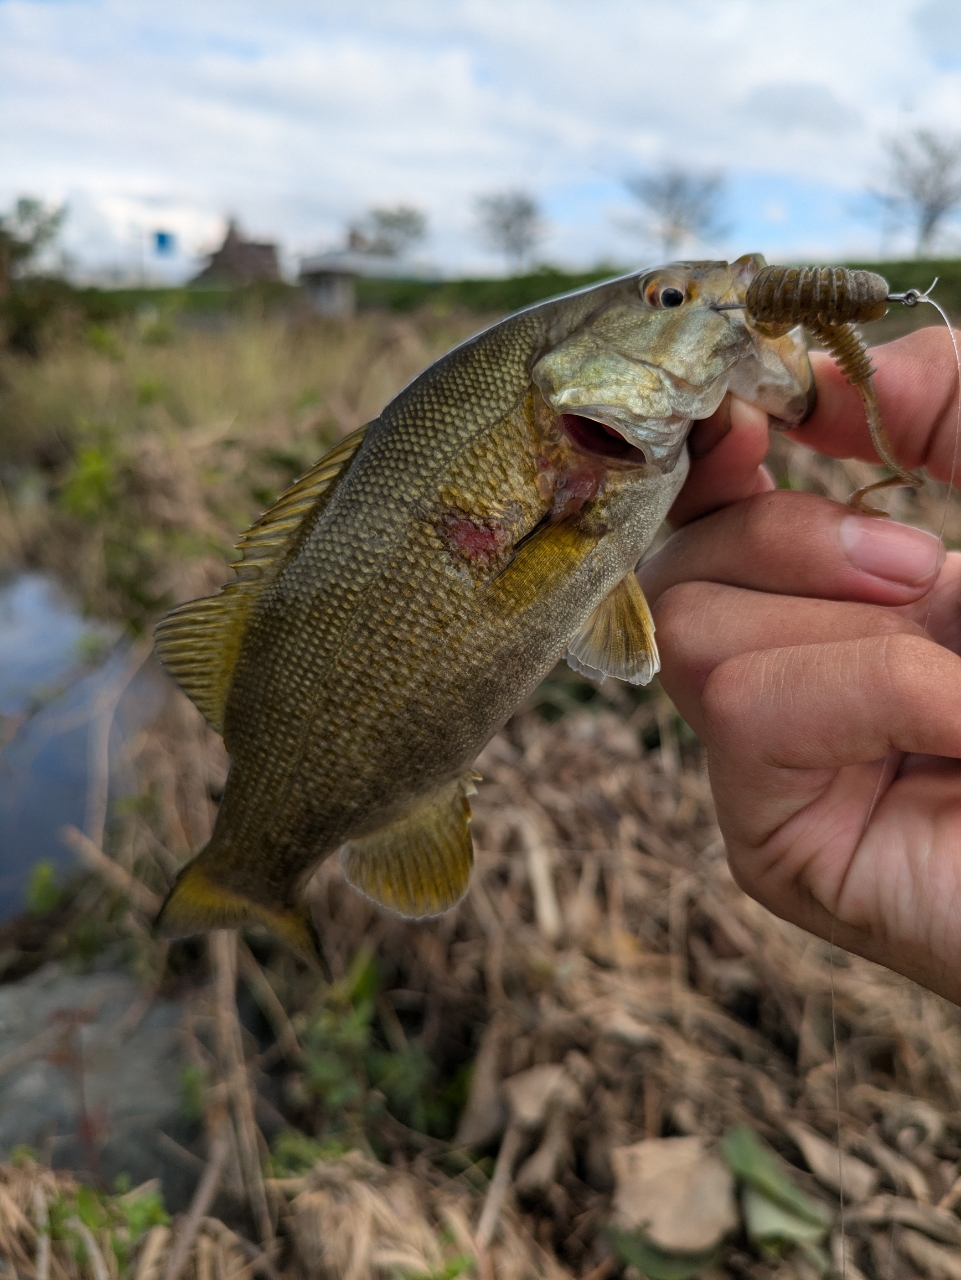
[156,858,323,969]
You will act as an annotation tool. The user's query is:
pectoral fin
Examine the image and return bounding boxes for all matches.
[565,571,659,685]
[339,775,477,918]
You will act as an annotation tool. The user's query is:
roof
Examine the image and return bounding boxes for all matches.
[192,220,281,286]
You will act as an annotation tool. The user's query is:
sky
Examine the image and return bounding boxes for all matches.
[2,0,961,282]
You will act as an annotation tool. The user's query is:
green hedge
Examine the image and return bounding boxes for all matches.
[847,259,961,317]
[354,266,623,313]
[2,259,958,355]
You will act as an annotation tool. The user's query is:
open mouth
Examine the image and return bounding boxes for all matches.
[559,413,649,465]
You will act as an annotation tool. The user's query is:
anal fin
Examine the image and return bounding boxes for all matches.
[339,775,477,918]
[566,571,659,685]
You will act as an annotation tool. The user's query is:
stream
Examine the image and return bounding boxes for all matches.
[0,574,164,920]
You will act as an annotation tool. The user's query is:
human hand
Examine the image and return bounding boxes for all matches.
[637,327,961,1002]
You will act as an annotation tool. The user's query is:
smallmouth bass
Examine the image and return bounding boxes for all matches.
[155,255,814,961]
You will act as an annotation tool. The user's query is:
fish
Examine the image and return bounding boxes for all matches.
[154,254,814,963]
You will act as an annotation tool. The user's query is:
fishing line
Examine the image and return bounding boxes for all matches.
[830,283,960,1280]
[910,288,961,641]
[829,917,846,1280]
[828,760,886,1280]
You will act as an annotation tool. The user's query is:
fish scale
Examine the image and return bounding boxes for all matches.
[154,256,815,960]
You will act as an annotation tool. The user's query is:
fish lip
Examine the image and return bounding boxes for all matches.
[566,406,691,474]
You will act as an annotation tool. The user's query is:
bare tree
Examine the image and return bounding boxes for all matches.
[347,205,427,258]
[475,190,544,273]
[623,166,725,259]
[874,130,961,257]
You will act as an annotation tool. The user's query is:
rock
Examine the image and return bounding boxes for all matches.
[611,1136,738,1254]
[0,961,196,1209]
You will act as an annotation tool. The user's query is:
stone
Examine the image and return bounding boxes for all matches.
[0,961,197,1209]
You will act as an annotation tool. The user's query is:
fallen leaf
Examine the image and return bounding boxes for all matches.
[611,1136,737,1254]
[722,1125,831,1228]
[845,1195,961,1246]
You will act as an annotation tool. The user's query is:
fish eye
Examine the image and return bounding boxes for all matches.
[642,277,688,309]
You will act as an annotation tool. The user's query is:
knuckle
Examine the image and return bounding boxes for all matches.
[876,629,930,668]
[653,581,717,633]
[700,651,757,740]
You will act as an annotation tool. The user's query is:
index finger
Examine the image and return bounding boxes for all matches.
[791,327,961,483]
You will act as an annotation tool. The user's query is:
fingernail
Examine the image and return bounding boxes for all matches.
[839,515,945,585]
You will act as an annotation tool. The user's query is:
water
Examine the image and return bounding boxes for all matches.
[0,575,162,920]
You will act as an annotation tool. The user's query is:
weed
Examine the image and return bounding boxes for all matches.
[267,1130,351,1175]
[48,1179,168,1273]
[26,861,62,914]
[179,1064,207,1120]
[407,1257,475,1280]
[300,949,468,1141]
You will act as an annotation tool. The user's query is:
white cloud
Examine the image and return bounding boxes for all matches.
[0,0,959,275]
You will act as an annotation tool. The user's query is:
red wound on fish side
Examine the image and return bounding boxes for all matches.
[437,510,512,567]
[551,464,605,522]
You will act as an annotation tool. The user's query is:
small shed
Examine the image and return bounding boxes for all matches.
[299,251,439,319]
[299,252,363,319]
[192,220,281,287]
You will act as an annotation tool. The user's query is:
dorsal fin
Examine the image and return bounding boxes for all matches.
[154,424,369,733]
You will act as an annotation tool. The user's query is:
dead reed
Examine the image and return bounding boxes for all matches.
[1,306,960,1279]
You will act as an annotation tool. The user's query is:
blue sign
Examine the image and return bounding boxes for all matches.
[153,230,176,255]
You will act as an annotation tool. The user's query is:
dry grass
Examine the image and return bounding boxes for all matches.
[9,663,961,1279]
[2,306,961,1278]
[0,308,487,622]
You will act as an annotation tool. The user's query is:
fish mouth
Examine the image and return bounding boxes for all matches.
[559,408,691,473]
[559,413,651,464]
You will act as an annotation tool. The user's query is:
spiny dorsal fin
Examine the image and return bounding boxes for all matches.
[339,773,478,918]
[565,571,659,686]
[154,423,369,732]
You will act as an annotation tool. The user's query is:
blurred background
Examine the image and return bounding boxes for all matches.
[3,4,961,1279]
[3,0,961,283]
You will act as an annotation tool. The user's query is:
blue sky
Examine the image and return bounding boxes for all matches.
[2,0,961,280]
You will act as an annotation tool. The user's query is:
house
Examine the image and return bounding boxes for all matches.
[191,220,280,286]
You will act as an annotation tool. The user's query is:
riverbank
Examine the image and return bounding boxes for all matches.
[2,302,961,1278]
